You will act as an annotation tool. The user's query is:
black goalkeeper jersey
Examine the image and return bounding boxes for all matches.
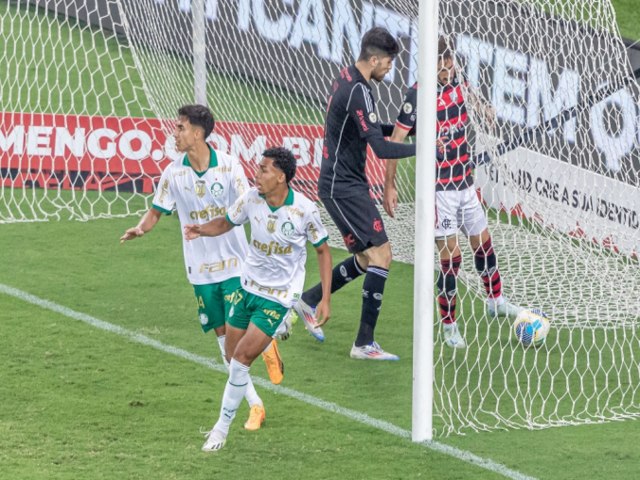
[318,65,416,199]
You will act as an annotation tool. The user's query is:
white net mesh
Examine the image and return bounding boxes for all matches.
[1,0,639,436]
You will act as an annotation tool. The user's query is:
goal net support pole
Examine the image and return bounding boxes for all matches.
[193,0,207,106]
[412,0,440,443]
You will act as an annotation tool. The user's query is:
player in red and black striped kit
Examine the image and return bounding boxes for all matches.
[294,27,416,360]
[384,36,522,349]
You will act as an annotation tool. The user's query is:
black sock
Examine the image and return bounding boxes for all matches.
[355,266,388,346]
[301,256,365,305]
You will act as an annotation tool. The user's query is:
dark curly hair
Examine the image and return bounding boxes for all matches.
[178,104,215,138]
[263,146,297,185]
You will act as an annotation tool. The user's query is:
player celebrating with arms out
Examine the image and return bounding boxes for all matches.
[295,27,416,360]
[384,37,522,349]
[120,105,283,433]
[184,146,332,452]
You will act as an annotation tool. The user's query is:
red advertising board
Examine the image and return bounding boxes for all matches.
[0,112,387,201]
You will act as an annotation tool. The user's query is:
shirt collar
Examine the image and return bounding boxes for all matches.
[182,145,218,176]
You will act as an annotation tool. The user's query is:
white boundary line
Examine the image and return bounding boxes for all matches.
[1,283,535,480]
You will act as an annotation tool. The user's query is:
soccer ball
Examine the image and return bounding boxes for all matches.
[513,308,550,347]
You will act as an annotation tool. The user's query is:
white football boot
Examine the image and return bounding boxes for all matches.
[443,322,466,349]
[349,341,399,361]
[202,428,227,452]
[293,298,325,342]
[487,296,524,319]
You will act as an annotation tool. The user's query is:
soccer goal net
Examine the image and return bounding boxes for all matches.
[1,0,638,436]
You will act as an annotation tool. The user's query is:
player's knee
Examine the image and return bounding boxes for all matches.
[233,351,254,366]
[370,242,392,268]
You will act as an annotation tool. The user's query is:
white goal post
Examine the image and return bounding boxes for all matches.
[1,0,639,438]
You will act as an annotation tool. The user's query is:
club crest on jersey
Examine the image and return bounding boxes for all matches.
[281,221,295,237]
[449,89,458,103]
[210,182,224,198]
[195,180,206,198]
[368,112,377,123]
[403,102,413,114]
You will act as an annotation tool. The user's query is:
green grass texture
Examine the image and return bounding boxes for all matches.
[1,217,639,479]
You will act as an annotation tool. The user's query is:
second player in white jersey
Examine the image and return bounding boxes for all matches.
[152,146,249,285]
[226,188,329,307]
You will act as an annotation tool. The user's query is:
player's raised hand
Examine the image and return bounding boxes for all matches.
[120,226,144,243]
[183,224,202,240]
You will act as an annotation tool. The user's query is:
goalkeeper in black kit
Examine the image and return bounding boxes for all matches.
[293,27,415,361]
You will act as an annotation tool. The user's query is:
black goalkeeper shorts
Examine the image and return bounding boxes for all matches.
[321,194,388,254]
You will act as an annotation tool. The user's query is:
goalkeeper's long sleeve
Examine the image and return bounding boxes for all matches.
[367,136,416,160]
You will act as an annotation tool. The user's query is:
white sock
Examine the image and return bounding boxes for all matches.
[216,334,229,369]
[487,295,505,308]
[244,379,262,407]
[213,358,250,435]
[216,335,262,407]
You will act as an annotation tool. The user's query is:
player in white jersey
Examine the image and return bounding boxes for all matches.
[120,104,283,432]
[184,146,333,452]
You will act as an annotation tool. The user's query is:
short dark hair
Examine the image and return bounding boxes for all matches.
[263,146,297,185]
[438,36,455,61]
[178,104,215,138]
[358,27,400,61]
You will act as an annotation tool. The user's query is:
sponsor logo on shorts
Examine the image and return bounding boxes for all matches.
[263,309,282,321]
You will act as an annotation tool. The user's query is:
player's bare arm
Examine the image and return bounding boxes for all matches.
[383,126,412,217]
[314,242,333,326]
[120,208,162,243]
[183,216,234,240]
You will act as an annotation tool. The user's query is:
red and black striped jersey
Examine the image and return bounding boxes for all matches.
[395,78,474,191]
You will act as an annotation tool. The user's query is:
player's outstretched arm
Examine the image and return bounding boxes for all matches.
[314,242,332,326]
[120,208,162,243]
[383,125,413,218]
[184,216,234,240]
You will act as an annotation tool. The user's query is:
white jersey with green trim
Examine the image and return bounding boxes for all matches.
[152,146,249,285]
[226,187,329,307]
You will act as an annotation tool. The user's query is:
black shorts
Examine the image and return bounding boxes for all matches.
[321,194,388,254]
